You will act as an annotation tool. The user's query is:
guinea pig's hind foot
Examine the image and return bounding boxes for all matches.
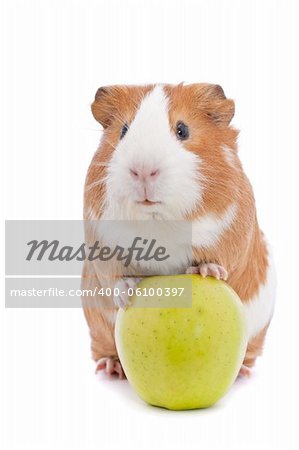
[113,277,142,309]
[95,357,126,379]
[238,364,251,378]
[186,263,228,280]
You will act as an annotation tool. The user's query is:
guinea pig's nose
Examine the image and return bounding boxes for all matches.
[129,167,160,180]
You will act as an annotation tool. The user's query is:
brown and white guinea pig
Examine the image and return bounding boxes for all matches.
[82,83,276,379]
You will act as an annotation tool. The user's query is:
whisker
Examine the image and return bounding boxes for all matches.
[85,176,108,192]
[104,138,118,151]
[93,162,109,167]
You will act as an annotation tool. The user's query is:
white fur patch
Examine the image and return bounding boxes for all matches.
[191,203,237,249]
[243,247,276,340]
[93,219,193,276]
[103,85,203,220]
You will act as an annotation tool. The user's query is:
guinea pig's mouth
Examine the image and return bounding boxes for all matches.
[136,199,162,206]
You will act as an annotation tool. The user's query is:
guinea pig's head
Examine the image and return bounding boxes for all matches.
[86,83,239,221]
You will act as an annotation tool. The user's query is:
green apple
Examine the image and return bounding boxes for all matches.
[115,274,247,410]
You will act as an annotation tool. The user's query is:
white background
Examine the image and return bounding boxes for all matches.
[1,0,299,449]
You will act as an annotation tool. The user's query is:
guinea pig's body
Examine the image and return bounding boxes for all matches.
[82,83,276,378]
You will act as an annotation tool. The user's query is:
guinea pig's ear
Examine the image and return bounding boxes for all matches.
[194,83,235,127]
[91,85,123,128]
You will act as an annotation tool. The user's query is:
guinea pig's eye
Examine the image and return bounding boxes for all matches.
[176,121,189,140]
[120,123,129,139]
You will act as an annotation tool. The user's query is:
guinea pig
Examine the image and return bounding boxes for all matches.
[81,83,276,379]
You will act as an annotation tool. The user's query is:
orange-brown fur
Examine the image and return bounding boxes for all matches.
[82,83,269,368]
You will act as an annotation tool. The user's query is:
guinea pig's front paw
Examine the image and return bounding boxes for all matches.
[113,277,142,309]
[186,263,228,280]
[95,356,126,379]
